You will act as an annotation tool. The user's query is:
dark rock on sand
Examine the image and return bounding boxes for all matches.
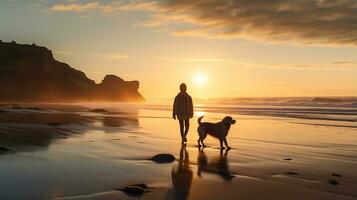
[328,179,339,185]
[131,183,150,189]
[332,173,342,177]
[46,123,62,126]
[12,106,22,109]
[91,108,109,113]
[117,184,150,197]
[0,147,14,154]
[26,107,43,111]
[284,158,292,161]
[150,153,175,163]
[284,172,299,175]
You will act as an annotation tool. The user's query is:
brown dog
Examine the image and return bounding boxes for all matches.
[197,116,236,149]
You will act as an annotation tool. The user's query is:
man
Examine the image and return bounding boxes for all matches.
[173,83,194,144]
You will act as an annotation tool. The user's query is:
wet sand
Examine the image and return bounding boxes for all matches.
[0,103,357,200]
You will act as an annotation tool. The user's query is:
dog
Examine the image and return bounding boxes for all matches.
[197,116,236,149]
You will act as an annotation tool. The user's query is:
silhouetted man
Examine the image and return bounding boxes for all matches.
[173,83,193,144]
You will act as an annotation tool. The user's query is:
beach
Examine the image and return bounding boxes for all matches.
[1,102,357,200]
[2,1,357,199]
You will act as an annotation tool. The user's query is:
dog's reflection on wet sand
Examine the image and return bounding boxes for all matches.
[166,146,235,200]
[197,148,235,182]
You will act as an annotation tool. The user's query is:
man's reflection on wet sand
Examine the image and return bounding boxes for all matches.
[197,148,235,181]
[169,144,193,200]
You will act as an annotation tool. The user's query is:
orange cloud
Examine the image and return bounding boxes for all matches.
[51,1,159,13]
[54,50,129,60]
[51,2,99,12]
[157,56,357,70]
[51,0,357,46]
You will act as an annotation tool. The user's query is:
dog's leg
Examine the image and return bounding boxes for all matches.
[197,133,204,148]
[199,132,207,147]
[220,139,225,149]
[197,128,204,147]
[201,139,206,148]
[224,138,231,150]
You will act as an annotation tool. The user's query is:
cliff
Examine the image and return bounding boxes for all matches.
[0,40,144,102]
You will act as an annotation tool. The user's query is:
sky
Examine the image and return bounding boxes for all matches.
[1,0,357,99]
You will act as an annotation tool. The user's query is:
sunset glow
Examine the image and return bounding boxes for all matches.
[194,73,207,86]
[0,1,356,99]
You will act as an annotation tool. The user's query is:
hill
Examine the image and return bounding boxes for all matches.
[0,40,144,102]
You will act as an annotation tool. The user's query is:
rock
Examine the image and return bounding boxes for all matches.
[0,109,5,113]
[12,106,22,109]
[119,187,145,197]
[46,123,62,126]
[117,184,150,197]
[91,108,109,113]
[26,107,42,111]
[331,173,342,177]
[96,75,143,101]
[328,179,339,185]
[284,172,299,175]
[150,153,175,163]
[131,183,149,189]
[0,147,14,154]
[284,158,292,161]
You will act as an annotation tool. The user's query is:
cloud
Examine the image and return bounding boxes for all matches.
[156,56,357,70]
[51,2,99,12]
[54,50,129,60]
[103,54,130,59]
[148,0,357,46]
[157,57,231,63]
[51,1,159,13]
[235,61,357,70]
[332,61,357,65]
[50,0,357,46]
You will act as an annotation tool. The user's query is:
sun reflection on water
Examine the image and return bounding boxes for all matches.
[195,110,206,117]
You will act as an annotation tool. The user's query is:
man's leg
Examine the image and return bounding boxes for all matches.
[184,119,190,142]
[179,119,185,143]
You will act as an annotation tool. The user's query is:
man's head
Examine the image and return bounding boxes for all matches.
[180,83,187,92]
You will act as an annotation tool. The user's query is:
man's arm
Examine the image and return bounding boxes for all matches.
[189,96,194,118]
[173,96,177,120]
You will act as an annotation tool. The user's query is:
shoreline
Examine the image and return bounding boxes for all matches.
[1,103,357,199]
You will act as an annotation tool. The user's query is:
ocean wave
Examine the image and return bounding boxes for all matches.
[201,97,357,108]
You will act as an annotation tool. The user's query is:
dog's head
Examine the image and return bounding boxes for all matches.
[222,116,236,128]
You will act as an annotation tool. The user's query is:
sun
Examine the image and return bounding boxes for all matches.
[194,73,207,86]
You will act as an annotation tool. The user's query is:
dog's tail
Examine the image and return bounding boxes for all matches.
[198,116,204,124]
